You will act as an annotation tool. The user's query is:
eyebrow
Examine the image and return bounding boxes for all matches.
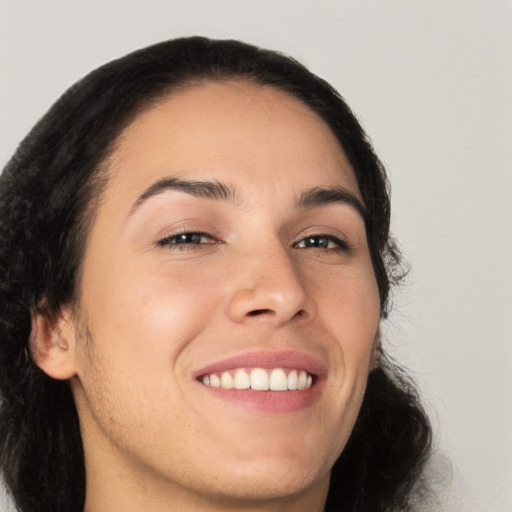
[297,186,367,221]
[129,177,238,215]
[128,177,366,221]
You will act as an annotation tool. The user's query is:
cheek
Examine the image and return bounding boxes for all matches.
[310,261,380,383]
[76,255,226,383]
[71,260,219,437]
[310,259,380,334]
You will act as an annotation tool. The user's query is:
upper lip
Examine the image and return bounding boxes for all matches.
[193,349,327,379]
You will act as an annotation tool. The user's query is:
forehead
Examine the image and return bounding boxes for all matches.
[105,80,360,205]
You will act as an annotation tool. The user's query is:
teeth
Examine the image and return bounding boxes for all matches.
[269,368,287,391]
[210,374,221,388]
[288,370,298,390]
[200,368,313,391]
[220,372,234,389]
[233,368,250,389]
[297,370,307,390]
[250,368,269,390]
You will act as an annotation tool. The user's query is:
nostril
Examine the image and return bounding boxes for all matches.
[247,309,274,317]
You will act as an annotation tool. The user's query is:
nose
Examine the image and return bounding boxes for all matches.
[226,244,316,327]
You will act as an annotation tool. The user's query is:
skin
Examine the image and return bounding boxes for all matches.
[34,81,381,511]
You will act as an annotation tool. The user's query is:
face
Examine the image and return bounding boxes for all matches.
[64,81,380,508]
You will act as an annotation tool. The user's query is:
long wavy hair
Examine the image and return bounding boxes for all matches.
[0,37,431,512]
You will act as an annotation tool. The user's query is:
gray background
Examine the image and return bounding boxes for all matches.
[1,1,511,511]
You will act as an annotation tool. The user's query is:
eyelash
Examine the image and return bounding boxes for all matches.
[157,231,350,253]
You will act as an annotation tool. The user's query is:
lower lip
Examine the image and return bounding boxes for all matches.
[198,380,324,414]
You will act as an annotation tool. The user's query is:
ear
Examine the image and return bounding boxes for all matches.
[30,305,78,380]
[370,331,383,371]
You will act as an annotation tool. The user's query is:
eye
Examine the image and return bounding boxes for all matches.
[157,231,217,249]
[294,235,349,251]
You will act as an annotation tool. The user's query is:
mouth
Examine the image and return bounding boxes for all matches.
[198,367,314,391]
[193,350,325,413]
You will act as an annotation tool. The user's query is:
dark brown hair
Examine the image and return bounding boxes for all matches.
[0,37,431,512]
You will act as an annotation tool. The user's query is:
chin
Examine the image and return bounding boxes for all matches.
[194,452,332,505]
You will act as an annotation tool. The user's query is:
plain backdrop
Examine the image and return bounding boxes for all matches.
[1,1,511,511]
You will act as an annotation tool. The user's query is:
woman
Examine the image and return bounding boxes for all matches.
[0,37,431,512]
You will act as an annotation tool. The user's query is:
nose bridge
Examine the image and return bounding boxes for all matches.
[227,237,315,325]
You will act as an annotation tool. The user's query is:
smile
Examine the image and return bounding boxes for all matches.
[193,350,325,412]
[199,368,314,391]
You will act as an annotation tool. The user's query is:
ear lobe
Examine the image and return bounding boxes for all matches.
[30,306,78,380]
[370,332,383,371]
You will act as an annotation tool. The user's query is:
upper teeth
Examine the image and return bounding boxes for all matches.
[200,368,313,391]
